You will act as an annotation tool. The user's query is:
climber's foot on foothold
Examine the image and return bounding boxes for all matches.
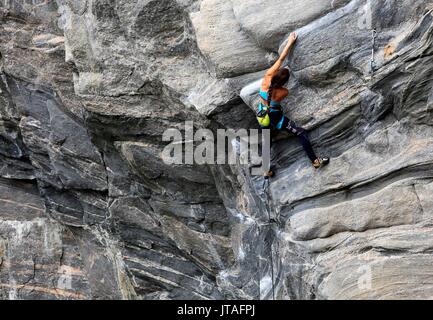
[313,157,330,169]
[264,170,275,179]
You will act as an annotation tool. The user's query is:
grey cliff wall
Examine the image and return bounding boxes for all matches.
[1,0,433,299]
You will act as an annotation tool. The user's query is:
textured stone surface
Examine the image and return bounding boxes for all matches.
[232,0,351,49]
[1,0,433,300]
[191,0,275,78]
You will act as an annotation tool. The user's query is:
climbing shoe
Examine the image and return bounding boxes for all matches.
[264,170,275,179]
[313,157,330,169]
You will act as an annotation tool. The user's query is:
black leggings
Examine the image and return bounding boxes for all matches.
[280,117,318,163]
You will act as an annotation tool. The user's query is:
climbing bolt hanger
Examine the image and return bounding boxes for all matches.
[370,29,377,73]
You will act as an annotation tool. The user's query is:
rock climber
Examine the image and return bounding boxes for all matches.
[256,32,329,177]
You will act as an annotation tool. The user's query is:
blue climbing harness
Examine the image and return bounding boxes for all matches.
[256,90,285,129]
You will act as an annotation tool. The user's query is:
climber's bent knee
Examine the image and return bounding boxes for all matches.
[283,118,305,136]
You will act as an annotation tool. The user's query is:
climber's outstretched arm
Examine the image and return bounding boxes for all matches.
[267,32,298,75]
[280,32,297,61]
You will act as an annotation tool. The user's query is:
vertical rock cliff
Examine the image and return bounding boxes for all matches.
[1,0,433,299]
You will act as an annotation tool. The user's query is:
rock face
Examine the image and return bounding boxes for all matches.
[1,0,433,300]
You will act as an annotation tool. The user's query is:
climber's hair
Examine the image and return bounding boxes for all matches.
[267,67,290,106]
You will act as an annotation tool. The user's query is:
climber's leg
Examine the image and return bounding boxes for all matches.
[282,117,329,168]
[282,118,317,162]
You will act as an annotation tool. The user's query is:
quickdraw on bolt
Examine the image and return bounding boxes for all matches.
[370,29,377,73]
